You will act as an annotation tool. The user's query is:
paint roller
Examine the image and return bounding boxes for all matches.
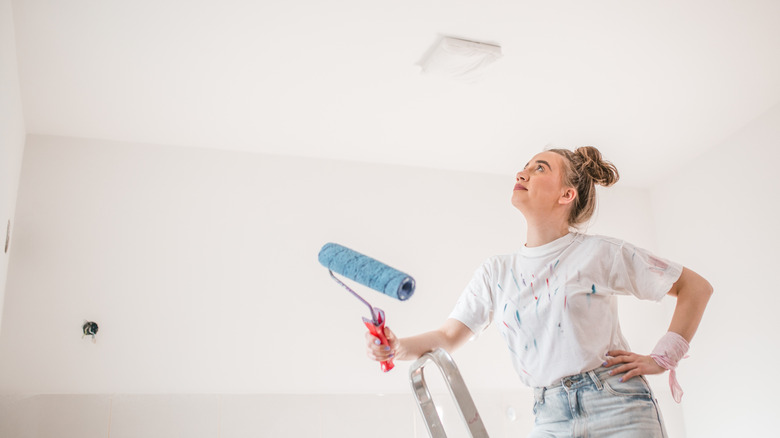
[318,242,415,372]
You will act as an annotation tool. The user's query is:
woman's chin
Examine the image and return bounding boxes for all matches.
[510,196,527,212]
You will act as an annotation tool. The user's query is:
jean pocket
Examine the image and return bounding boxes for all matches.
[603,374,653,399]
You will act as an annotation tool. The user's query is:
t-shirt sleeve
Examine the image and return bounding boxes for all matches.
[607,241,683,302]
[448,259,495,338]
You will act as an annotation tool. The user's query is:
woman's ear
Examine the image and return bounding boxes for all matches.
[559,188,577,206]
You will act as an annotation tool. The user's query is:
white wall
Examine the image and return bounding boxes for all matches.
[0,134,521,395]
[0,0,26,331]
[0,392,538,438]
[0,135,687,436]
[651,102,780,437]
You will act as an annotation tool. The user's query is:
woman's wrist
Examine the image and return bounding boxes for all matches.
[651,331,689,403]
[650,331,689,367]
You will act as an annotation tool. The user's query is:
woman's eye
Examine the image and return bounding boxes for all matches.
[536,165,544,172]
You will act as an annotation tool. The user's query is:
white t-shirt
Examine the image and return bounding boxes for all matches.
[448,232,683,388]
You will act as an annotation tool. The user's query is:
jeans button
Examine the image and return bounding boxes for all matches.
[565,380,572,388]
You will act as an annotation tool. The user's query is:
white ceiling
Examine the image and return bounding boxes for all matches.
[11,0,780,187]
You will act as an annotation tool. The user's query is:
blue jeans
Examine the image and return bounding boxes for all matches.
[529,365,667,438]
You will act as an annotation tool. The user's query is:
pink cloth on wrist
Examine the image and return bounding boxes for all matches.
[650,331,689,403]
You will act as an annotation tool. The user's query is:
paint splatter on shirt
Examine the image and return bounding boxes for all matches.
[448,232,683,387]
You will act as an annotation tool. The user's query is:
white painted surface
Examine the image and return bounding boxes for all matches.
[0,0,27,333]
[10,0,780,187]
[109,395,220,438]
[0,393,530,438]
[35,395,112,438]
[651,102,780,437]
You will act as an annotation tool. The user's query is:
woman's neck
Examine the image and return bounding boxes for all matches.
[524,219,571,248]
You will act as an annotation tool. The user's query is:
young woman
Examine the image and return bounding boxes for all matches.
[366,146,713,437]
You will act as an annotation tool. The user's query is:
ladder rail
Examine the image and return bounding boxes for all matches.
[409,348,489,438]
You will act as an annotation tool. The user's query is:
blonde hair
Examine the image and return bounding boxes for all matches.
[548,146,619,227]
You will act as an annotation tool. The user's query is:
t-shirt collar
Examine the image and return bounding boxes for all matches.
[519,231,578,258]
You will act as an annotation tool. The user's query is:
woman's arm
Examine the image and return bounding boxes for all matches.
[605,267,713,380]
[665,267,714,342]
[366,318,474,363]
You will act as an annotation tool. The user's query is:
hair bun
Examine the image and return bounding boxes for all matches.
[575,146,619,187]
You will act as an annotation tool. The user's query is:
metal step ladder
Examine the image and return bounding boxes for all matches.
[409,348,489,438]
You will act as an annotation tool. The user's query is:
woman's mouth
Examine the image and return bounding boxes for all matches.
[514,184,527,191]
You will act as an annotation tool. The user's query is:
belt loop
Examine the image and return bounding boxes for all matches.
[588,370,603,391]
[534,387,546,404]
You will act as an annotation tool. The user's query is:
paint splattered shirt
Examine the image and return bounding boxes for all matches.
[448,232,683,388]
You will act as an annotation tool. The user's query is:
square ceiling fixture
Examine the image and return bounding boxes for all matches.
[418,36,502,82]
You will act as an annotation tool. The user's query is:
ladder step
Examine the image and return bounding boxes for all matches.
[409,349,489,438]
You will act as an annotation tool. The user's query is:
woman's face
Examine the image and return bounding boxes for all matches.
[511,151,575,217]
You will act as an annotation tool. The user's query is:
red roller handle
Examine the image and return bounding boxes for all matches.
[363,311,394,372]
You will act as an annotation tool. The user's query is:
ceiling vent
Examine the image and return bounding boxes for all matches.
[418,36,502,83]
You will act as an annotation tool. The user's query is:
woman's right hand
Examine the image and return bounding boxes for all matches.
[366,326,399,363]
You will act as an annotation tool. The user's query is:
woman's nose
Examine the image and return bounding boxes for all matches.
[516,171,527,181]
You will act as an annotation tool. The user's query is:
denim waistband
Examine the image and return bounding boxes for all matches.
[533,364,619,404]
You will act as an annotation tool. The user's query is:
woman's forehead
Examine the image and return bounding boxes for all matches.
[527,151,564,169]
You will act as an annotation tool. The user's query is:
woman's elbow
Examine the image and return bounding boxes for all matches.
[684,268,713,300]
[691,269,714,298]
[702,278,714,297]
[672,267,713,299]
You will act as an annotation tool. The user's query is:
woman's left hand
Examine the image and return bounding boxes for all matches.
[603,350,666,382]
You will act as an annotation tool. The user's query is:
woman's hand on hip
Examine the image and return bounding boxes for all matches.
[603,349,665,381]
